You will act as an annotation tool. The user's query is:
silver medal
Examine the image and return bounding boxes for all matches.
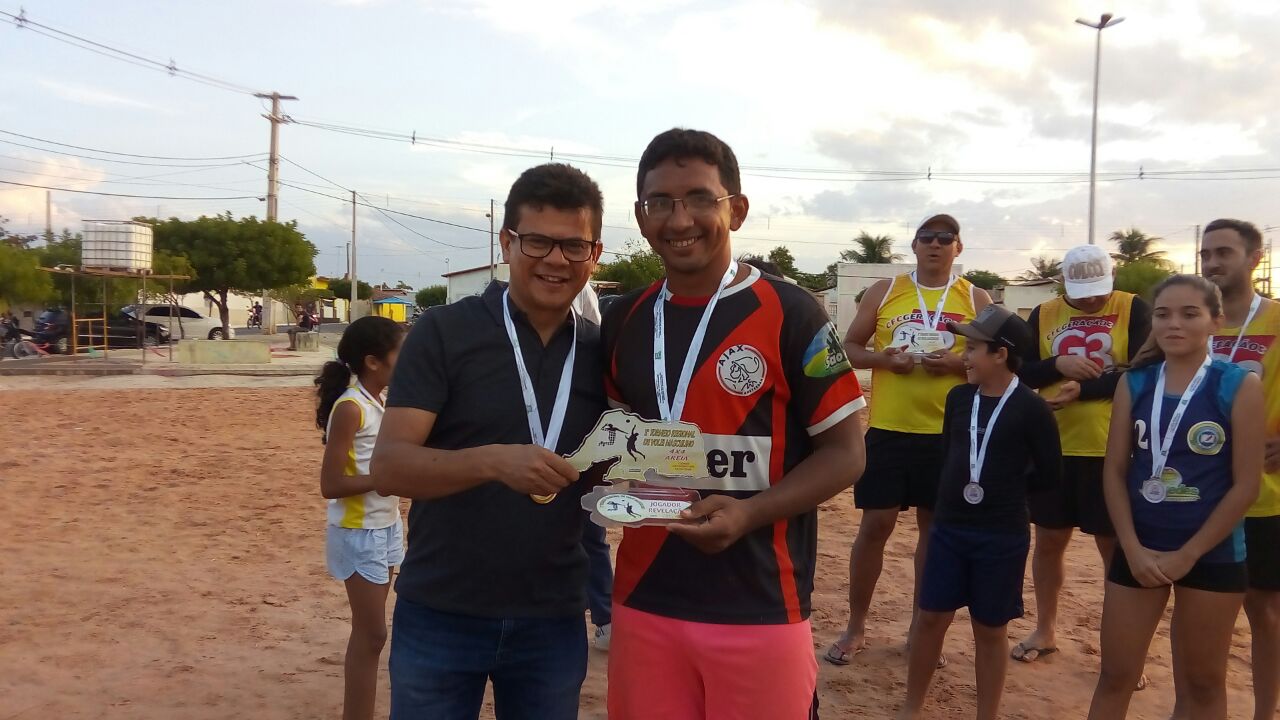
[963,482,984,505]
[1141,478,1167,504]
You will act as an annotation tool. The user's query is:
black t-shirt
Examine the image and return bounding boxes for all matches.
[935,381,1062,530]
[386,281,608,618]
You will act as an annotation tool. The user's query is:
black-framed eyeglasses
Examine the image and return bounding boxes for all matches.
[508,231,599,262]
[915,231,958,245]
[640,194,738,219]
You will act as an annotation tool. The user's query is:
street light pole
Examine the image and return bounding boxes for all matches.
[1076,13,1124,245]
[486,199,496,282]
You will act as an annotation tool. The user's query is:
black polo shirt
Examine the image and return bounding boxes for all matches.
[386,281,607,618]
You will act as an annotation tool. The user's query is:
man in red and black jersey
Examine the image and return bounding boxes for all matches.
[601,128,866,719]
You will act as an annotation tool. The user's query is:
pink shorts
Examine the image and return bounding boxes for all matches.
[607,603,818,720]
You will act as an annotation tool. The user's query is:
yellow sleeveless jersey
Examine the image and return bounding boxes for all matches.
[1037,292,1135,457]
[869,273,977,434]
[1211,297,1280,517]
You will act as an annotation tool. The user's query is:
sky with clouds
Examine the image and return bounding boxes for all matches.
[2,0,1277,288]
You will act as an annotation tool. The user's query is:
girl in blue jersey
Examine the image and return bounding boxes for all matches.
[316,316,405,720]
[1088,276,1262,720]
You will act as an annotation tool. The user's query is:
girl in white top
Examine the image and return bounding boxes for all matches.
[315,315,405,720]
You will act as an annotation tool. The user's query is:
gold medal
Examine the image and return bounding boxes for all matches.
[531,493,557,504]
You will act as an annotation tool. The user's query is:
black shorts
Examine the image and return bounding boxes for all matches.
[1027,456,1115,537]
[1246,516,1280,591]
[1108,548,1247,594]
[854,429,944,511]
[919,523,1029,627]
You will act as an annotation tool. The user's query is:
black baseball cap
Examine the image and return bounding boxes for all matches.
[946,304,1033,357]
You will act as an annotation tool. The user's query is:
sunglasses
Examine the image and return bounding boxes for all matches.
[915,231,958,245]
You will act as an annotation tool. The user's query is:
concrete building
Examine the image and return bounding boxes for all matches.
[444,263,510,304]
[1002,278,1061,319]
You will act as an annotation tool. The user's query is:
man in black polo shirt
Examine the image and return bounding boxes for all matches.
[373,163,608,720]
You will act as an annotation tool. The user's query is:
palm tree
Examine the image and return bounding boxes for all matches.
[841,231,903,264]
[1020,256,1062,282]
[1109,228,1169,267]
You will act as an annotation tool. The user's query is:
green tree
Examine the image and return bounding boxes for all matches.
[1020,256,1063,282]
[0,245,52,305]
[152,213,317,334]
[1114,259,1173,300]
[767,246,800,278]
[0,216,38,249]
[843,232,903,264]
[1109,228,1169,267]
[963,269,1006,291]
[394,280,413,291]
[328,278,374,301]
[593,242,666,292]
[415,285,447,308]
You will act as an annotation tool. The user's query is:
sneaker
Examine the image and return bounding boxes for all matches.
[593,623,611,651]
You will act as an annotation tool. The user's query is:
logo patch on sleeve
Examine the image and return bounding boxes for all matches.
[803,323,851,378]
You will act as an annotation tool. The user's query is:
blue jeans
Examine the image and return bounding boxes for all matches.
[581,520,613,628]
[389,598,587,720]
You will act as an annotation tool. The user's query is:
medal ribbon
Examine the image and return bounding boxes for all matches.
[969,377,1020,488]
[911,271,957,331]
[1149,354,1212,485]
[502,288,576,452]
[653,261,739,422]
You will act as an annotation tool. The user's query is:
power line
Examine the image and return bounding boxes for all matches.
[0,178,263,200]
[2,9,262,96]
[0,129,266,161]
[0,138,252,169]
[277,180,490,234]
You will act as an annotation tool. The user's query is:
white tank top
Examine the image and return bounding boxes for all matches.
[325,382,400,529]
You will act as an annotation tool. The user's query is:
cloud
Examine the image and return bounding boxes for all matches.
[36,79,166,113]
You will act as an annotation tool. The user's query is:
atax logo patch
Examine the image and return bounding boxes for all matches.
[717,344,767,396]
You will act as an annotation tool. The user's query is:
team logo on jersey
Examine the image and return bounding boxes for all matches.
[1187,421,1226,456]
[804,323,852,378]
[1155,467,1201,503]
[717,344,767,396]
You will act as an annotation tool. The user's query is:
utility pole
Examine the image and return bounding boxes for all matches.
[350,190,358,323]
[44,190,51,240]
[489,198,496,281]
[1194,224,1201,275]
[1075,13,1124,245]
[255,91,297,335]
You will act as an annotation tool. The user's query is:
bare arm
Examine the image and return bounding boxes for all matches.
[668,414,864,553]
[1173,372,1263,561]
[371,406,578,500]
[319,400,376,499]
[843,280,914,374]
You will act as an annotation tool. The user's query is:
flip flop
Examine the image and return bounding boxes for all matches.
[1011,642,1059,663]
[1135,674,1149,692]
[936,653,948,669]
[823,642,861,666]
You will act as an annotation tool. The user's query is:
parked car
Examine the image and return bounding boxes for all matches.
[122,304,235,340]
[10,307,170,354]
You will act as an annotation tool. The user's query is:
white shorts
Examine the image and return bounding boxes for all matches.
[326,521,404,584]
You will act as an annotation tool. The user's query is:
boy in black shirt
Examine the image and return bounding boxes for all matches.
[898,304,1061,720]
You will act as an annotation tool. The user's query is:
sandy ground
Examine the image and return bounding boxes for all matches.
[0,381,1260,719]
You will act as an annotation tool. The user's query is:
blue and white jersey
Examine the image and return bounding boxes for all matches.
[1126,359,1249,563]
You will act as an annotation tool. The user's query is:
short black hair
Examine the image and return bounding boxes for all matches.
[636,128,741,198]
[502,163,604,241]
[982,340,1023,373]
[1204,218,1262,254]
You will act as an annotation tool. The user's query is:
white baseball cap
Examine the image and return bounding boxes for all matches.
[1061,244,1114,299]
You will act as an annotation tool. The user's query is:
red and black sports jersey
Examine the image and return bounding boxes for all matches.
[601,267,865,625]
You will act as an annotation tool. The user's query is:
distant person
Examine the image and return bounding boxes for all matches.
[1200,218,1280,720]
[898,305,1060,720]
[287,303,316,350]
[1014,245,1150,667]
[831,213,991,667]
[1087,276,1262,719]
[314,315,407,720]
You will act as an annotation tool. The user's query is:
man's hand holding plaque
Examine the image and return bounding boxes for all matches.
[572,409,713,528]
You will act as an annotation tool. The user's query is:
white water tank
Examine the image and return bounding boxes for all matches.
[82,221,153,271]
